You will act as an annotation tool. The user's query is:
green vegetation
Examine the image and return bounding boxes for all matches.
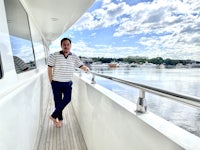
[89,56,199,66]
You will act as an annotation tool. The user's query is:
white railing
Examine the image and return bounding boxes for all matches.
[72,72,200,150]
[78,70,200,112]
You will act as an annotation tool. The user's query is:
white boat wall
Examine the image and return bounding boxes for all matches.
[0,0,200,150]
[72,73,200,150]
[0,0,94,150]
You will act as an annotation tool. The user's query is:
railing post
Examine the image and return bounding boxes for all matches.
[91,73,96,84]
[79,70,82,77]
[136,90,147,113]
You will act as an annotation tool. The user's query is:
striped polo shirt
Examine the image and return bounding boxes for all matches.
[48,51,83,82]
[13,56,29,74]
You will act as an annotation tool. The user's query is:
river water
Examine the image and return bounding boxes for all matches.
[88,66,200,137]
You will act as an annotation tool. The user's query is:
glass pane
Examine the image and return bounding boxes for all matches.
[4,0,36,74]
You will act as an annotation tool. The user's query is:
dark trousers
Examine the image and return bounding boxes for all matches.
[51,80,72,121]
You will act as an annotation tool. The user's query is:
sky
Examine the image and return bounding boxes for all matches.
[50,0,200,61]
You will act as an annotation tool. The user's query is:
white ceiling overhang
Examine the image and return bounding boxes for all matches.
[20,0,94,42]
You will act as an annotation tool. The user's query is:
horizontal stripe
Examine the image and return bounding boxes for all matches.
[48,52,83,82]
[13,56,29,73]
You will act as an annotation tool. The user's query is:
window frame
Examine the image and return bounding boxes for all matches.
[0,52,3,79]
[4,0,37,74]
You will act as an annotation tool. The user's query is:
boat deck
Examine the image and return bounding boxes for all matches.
[37,100,87,150]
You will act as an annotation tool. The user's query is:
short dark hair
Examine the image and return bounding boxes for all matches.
[61,38,71,46]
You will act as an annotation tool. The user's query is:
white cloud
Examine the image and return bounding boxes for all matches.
[14,45,34,62]
[49,38,61,54]
[90,32,96,36]
[64,0,200,60]
[114,0,200,60]
[139,33,200,60]
[115,0,200,37]
[102,0,112,5]
[71,1,128,30]
[68,40,139,58]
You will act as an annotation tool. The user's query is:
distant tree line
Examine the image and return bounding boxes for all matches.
[90,57,200,66]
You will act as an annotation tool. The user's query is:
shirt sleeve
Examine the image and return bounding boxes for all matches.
[74,54,84,68]
[48,53,55,67]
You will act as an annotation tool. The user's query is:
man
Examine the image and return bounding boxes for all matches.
[48,37,89,128]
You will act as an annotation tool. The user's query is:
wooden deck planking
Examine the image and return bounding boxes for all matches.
[37,100,87,150]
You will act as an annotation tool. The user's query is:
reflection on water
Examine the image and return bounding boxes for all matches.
[89,67,200,137]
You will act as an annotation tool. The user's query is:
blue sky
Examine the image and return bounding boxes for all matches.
[50,0,200,61]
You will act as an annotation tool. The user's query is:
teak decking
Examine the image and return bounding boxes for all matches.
[37,100,87,150]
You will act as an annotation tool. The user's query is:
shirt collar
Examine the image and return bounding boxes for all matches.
[60,51,72,58]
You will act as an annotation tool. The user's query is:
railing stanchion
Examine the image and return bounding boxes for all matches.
[136,90,147,113]
[79,70,82,77]
[91,73,96,84]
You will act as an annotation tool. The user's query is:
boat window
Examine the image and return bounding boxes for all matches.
[29,20,48,66]
[4,0,36,74]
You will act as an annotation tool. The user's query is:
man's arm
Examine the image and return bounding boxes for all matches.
[48,66,53,82]
[80,65,89,72]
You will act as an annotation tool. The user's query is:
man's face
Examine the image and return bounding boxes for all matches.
[61,40,71,55]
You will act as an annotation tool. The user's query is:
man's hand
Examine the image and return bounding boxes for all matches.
[81,65,90,72]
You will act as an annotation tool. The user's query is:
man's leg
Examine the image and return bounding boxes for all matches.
[51,81,72,121]
[51,81,62,120]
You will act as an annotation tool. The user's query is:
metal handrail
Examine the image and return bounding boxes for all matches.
[76,69,200,112]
